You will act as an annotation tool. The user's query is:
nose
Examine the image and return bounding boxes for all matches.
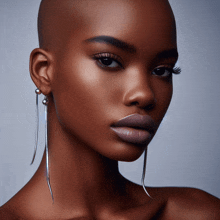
[123,69,156,110]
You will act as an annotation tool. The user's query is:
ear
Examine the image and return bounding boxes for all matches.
[29,48,54,95]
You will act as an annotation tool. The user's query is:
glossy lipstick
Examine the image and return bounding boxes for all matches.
[111,114,156,145]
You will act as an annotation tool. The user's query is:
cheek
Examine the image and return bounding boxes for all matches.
[152,79,173,123]
[51,57,119,134]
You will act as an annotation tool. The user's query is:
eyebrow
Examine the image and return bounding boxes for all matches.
[154,49,179,62]
[85,35,136,53]
[85,35,178,62]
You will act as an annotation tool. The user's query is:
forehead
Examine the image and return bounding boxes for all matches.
[41,0,176,53]
[80,0,176,48]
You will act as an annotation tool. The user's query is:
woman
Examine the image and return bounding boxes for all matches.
[1,0,220,219]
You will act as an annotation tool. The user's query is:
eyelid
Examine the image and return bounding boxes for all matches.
[154,65,181,74]
[152,65,182,78]
[93,52,124,68]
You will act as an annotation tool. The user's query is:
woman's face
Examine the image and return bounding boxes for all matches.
[50,0,178,161]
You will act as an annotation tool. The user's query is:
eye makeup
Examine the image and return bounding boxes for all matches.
[151,66,181,78]
[91,51,181,76]
[93,52,124,69]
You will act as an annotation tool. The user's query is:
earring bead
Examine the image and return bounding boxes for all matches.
[35,88,41,95]
[42,97,49,105]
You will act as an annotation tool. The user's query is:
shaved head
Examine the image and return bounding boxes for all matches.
[37,0,175,50]
[38,0,79,49]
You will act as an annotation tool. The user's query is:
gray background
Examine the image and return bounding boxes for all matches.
[0,0,220,206]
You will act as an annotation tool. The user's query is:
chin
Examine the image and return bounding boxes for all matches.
[101,142,147,162]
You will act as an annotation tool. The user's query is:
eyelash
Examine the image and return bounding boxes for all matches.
[152,66,182,77]
[93,52,181,76]
[93,53,123,69]
[171,66,182,74]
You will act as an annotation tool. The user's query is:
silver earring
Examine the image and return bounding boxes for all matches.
[31,89,42,165]
[141,148,152,199]
[42,96,54,203]
[31,89,54,202]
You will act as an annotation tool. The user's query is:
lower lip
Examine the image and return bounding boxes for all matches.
[110,127,152,145]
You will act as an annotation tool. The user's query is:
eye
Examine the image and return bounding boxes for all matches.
[93,53,123,69]
[152,67,172,77]
[152,66,181,77]
[98,57,119,68]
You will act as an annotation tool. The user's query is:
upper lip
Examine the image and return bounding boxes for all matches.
[111,113,156,133]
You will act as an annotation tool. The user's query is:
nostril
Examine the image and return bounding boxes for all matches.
[130,99,156,110]
[148,98,157,109]
[130,101,139,106]
[146,103,155,110]
[123,85,156,109]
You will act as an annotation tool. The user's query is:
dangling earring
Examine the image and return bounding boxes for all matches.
[42,96,54,203]
[141,148,152,199]
[31,89,54,202]
[31,89,42,165]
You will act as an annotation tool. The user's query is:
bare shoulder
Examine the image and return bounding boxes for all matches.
[149,186,220,219]
[0,194,27,220]
[0,205,22,220]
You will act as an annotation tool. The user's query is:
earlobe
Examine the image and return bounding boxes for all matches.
[29,48,53,95]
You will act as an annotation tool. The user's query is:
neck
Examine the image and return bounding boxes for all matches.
[32,102,128,213]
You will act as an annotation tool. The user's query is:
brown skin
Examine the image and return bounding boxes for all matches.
[1,0,220,219]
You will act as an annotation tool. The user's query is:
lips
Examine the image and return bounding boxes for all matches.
[110,114,156,145]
